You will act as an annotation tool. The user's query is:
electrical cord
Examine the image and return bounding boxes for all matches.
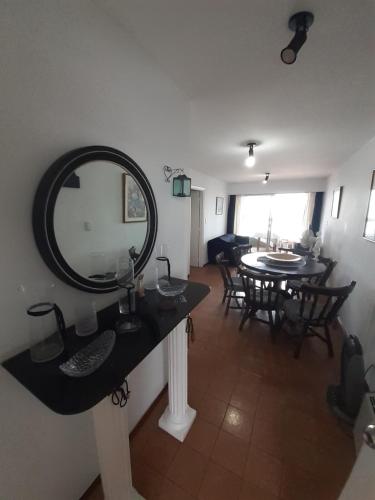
[112,379,131,407]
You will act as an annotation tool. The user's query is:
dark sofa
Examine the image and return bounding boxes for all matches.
[207,234,251,265]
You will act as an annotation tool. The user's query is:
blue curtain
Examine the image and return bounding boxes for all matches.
[311,192,324,234]
[226,195,236,234]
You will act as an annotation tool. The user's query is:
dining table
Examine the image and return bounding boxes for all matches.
[240,251,326,279]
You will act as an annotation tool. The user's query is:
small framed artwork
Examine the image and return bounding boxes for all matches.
[364,170,375,242]
[123,174,147,223]
[331,186,343,218]
[216,196,224,215]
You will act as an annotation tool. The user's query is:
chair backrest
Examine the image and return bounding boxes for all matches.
[215,252,233,287]
[316,256,338,286]
[232,244,252,267]
[240,269,287,310]
[299,281,356,325]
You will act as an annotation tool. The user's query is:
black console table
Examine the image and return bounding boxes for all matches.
[2,279,210,499]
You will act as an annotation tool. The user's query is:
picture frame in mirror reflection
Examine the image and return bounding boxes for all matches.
[123,173,147,223]
[363,170,375,242]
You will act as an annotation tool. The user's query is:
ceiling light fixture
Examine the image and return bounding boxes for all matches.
[245,142,257,168]
[281,11,314,65]
[262,173,270,184]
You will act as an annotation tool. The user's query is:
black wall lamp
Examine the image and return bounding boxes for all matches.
[281,11,314,65]
[163,165,191,197]
[262,173,270,184]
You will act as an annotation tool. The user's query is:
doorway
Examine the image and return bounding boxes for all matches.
[190,189,203,267]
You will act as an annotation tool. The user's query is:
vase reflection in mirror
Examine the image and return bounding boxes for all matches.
[19,283,65,363]
[115,256,141,334]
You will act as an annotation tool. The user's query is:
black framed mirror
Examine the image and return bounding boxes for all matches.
[33,146,158,293]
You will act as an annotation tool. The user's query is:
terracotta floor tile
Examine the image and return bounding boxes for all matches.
[281,407,318,444]
[207,375,235,402]
[138,427,180,475]
[184,417,219,457]
[198,461,242,500]
[251,417,284,460]
[211,430,248,476]
[230,382,260,415]
[132,462,164,500]
[281,435,320,475]
[244,445,283,496]
[239,480,279,500]
[222,405,254,442]
[195,395,228,427]
[166,444,208,497]
[280,464,319,500]
[158,478,195,500]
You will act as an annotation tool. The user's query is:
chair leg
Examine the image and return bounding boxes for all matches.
[325,325,334,358]
[222,288,228,304]
[268,311,276,343]
[294,324,308,359]
[225,291,232,315]
[239,308,249,330]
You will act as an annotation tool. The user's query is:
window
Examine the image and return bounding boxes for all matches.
[236,192,311,246]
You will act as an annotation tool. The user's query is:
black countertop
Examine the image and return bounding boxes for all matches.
[2,279,210,415]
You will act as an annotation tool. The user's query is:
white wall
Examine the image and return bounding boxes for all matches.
[0,2,194,499]
[321,137,375,378]
[188,168,227,265]
[228,177,327,195]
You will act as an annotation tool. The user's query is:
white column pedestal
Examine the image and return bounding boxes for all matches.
[158,319,196,442]
[92,394,145,500]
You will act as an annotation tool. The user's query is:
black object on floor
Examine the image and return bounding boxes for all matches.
[327,334,367,425]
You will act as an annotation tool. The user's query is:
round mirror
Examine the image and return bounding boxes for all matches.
[33,146,157,293]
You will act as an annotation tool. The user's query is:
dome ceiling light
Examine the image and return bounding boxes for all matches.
[281,11,314,65]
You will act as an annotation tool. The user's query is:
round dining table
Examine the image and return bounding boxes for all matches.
[240,251,326,279]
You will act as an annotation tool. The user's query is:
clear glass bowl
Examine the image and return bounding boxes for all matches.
[156,278,187,297]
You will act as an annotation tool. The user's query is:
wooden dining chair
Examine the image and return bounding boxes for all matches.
[232,244,252,273]
[287,256,338,298]
[282,281,356,358]
[215,252,244,314]
[239,269,287,341]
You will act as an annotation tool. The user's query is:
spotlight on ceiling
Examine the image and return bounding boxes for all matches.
[281,11,314,65]
[262,173,270,184]
[245,142,257,168]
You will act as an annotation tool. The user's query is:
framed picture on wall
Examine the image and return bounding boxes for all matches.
[216,197,224,215]
[363,170,375,242]
[122,173,147,222]
[331,186,343,218]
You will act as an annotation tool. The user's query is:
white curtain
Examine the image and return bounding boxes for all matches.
[304,192,316,230]
[234,195,242,234]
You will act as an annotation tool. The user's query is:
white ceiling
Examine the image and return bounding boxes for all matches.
[99,0,375,182]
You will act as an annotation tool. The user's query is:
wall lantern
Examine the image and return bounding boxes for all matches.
[163,165,191,197]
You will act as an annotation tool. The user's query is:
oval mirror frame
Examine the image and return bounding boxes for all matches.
[33,146,158,293]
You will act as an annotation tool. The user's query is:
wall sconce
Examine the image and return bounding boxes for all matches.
[163,165,191,197]
[262,173,270,184]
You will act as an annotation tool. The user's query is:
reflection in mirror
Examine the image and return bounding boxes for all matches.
[364,170,375,241]
[54,161,148,281]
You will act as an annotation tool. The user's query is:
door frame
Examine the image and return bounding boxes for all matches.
[189,186,205,268]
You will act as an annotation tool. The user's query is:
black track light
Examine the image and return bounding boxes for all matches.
[281,11,314,65]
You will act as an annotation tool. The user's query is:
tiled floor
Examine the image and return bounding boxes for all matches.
[86,265,355,500]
